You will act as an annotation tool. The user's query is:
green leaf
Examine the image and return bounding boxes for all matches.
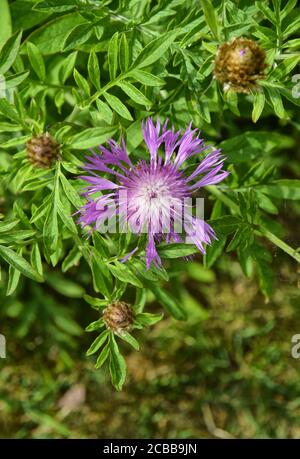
[219,131,294,163]
[200,0,221,40]
[95,342,110,369]
[132,30,178,69]
[119,33,130,73]
[280,0,297,20]
[252,90,266,123]
[117,331,139,350]
[62,245,82,272]
[6,263,21,296]
[104,92,133,121]
[85,318,105,332]
[253,244,274,298]
[27,41,46,81]
[33,0,77,13]
[0,245,43,282]
[117,81,152,106]
[255,191,278,214]
[135,312,163,327]
[60,50,77,83]
[149,284,186,320]
[209,216,241,236]
[27,12,85,54]
[0,98,20,123]
[0,0,12,47]
[91,252,112,298]
[109,334,127,391]
[31,243,43,276]
[129,69,164,86]
[83,294,108,309]
[258,180,300,200]
[43,204,58,253]
[0,30,22,75]
[68,126,117,149]
[204,236,227,268]
[0,219,19,233]
[108,32,119,80]
[5,71,29,89]
[86,329,109,356]
[88,50,101,91]
[0,135,31,149]
[96,99,113,124]
[108,261,143,288]
[158,243,198,258]
[73,68,90,96]
[63,23,92,51]
[60,173,83,208]
[266,87,288,119]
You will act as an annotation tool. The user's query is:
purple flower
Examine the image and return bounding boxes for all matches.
[77,118,229,269]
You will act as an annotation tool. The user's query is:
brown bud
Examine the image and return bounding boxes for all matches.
[103,301,134,333]
[214,37,267,93]
[26,132,61,168]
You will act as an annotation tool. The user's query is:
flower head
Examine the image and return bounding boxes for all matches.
[103,301,133,333]
[214,37,267,93]
[77,118,229,269]
[26,132,61,168]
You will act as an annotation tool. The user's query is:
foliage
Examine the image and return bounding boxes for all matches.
[0,0,299,393]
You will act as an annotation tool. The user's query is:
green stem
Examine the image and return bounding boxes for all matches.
[258,227,300,263]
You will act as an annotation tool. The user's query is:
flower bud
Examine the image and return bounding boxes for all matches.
[214,37,267,93]
[26,132,60,168]
[103,301,134,333]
